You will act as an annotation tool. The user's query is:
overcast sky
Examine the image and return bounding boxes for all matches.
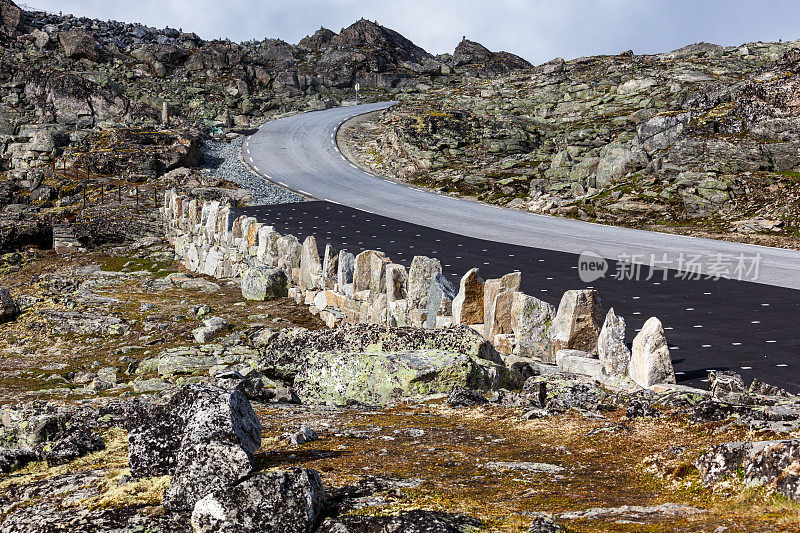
[23,0,800,64]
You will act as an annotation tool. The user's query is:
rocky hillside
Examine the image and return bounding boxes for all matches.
[0,0,531,252]
[344,41,800,247]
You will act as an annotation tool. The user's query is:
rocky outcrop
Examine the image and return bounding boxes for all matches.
[126,385,262,510]
[190,468,326,532]
[453,38,532,77]
[58,31,99,61]
[294,349,520,405]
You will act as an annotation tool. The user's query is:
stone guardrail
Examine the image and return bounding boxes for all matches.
[162,190,677,390]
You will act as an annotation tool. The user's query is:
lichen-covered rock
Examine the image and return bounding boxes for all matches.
[259,323,502,379]
[353,250,385,294]
[40,431,105,466]
[708,370,747,402]
[192,316,229,343]
[127,385,261,510]
[190,468,325,533]
[743,440,800,500]
[556,349,604,378]
[511,292,555,361]
[294,349,520,405]
[241,267,288,300]
[628,317,675,388]
[548,290,603,358]
[597,308,630,376]
[696,440,779,484]
[317,510,482,532]
[524,374,609,413]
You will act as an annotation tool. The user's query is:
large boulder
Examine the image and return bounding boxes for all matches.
[58,31,99,62]
[191,468,326,533]
[547,290,603,360]
[744,440,800,500]
[597,308,630,376]
[451,268,484,325]
[293,349,520,405]
[628,317,675,388]
[0,287,18,323]
[241,267,288,300]
[126,385,262,511]
[511,292,555,361]
[259,324,502,379]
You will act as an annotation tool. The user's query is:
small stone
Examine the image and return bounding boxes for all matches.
[447,386,489,407]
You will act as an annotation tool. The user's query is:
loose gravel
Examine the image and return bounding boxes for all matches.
[201,137,307,206]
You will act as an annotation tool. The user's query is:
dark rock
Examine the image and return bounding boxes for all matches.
[0,0,21,36]
[126,385,262,510]
[190,468,326,533]
[453,38,532,77]
[0,447,37,474]
[318,510,482,533]
[744,440,800,500]
[41,430,105,466]
[447,385,489,407]
[626,398,661,419]
[526,374,608,413]
[241,266,288,300]
[527,512,566,532]
[58,31,99,62]
[0,287,18,322]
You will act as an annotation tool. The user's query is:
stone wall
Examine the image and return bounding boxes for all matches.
[162,190,676,388]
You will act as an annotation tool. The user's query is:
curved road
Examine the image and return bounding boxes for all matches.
[245,102,800,290]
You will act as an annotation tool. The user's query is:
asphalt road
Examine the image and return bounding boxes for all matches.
[242,104,800,392]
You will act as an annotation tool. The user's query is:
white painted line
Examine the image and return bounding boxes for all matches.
[777,364,788,367]
[278,181,288,186]
[249,157,253,163]
[741,366,752,370]
[766,340,777,343]
[702,344,712,348]
[298,190,311,196]
[732,342,742,346]
[253,166,259,172]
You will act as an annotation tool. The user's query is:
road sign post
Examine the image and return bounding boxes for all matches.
[355,82,360,105]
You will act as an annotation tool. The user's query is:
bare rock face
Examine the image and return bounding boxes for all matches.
[191,468,326,533]
[628,317,675,388]
[511,292,555,362]
[597,308,630,376]
[126,385,262,511]
[453,38,532,76]
[58,31,100,62]
[337,249,355,290]
[0,0,21,36]
[385,263,408,302]
[407,255,442,310]
[548,290,603,359]
[452,268,484,325]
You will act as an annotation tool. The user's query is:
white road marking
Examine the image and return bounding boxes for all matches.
[278,181,288,187]
[253,166,259,172]
[298,190,311,196]
[741,366,752,370]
